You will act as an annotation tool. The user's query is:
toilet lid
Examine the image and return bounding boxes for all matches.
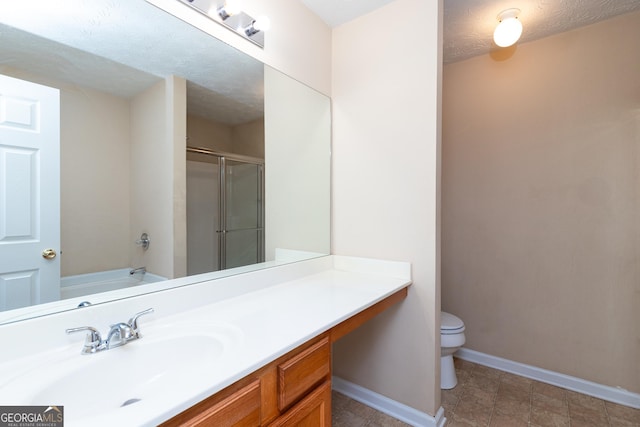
[441,312,465,332]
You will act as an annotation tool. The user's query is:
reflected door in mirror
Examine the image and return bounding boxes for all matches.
[0,74,60,311]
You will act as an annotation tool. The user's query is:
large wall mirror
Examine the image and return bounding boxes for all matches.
[0,0,330,324]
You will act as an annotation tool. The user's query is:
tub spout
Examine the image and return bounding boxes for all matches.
[129,267,146,275]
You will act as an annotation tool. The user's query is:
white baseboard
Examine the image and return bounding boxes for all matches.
[332,376,446,427]
[456,348,640,409]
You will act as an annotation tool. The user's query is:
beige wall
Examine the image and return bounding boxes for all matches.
[187,115,264,159]
[130,76,187,279]
[442,11,640,393]
[233,119,265,159]
[187,115,233,153]
[169,76,188,279]
[331,0,443,416]
[60,85,132,276]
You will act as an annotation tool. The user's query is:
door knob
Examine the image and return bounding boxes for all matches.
[42,249,57,259]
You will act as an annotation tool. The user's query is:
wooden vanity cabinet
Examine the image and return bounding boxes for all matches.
[160,334,331,427]
[161,287,407,427]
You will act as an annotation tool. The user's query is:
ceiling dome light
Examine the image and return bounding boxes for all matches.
[493,8,523,48]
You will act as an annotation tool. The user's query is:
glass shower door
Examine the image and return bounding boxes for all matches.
[219,159,264,269]
[187,149,264,275]
[186,158,220,275]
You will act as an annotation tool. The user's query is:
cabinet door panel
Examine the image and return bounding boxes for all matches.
[269,381,331,427]
[278,337,330,410]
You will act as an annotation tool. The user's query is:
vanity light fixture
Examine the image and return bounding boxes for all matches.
[177,0,270,48]
[493,8,523,48]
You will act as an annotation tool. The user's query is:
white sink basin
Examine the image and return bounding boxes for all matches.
[1,320,243,422]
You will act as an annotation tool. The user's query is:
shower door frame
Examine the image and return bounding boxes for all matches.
[186,146,265,271]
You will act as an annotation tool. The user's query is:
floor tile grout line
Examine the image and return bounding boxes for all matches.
[526,379,532,427]
[603,400,612,426]
[486,369,503,427]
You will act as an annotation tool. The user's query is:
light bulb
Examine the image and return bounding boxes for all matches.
[245,15,270,36]
[252,16,271,32]
[493,9,522,48]
[223,0,241,16]
[217,0,241,20]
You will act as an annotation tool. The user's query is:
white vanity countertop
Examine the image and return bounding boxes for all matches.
[0,255,411,427]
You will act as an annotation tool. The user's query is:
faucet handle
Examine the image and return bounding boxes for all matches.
[66,326,103,354]
[128,308,154,338]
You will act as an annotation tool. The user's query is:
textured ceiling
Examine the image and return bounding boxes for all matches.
[300,0,396,27]
[0,0,264,125]
[443,0,640,63]
[302,0,640,63]
[3,0,640,115]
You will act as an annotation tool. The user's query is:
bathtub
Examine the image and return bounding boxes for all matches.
[60,268,167,300]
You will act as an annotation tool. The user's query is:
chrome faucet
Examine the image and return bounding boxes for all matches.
[105,322,134,349]
[66,308,154,355]
[129,266,146,275]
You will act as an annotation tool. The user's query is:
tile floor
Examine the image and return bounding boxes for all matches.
[331,357,640,427]
[332,390,411,427]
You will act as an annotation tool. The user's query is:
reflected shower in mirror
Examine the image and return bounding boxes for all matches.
[0,0,330,325]
[186,149,265,274]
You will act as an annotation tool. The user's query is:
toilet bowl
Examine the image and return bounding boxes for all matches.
[440,311,465,389]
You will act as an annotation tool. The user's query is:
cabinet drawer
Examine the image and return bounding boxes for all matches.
[161,379,261,427]
[278,337,330,411]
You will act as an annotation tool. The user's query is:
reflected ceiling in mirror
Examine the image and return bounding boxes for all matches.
[0,0,331,325]
[0,0,264,123]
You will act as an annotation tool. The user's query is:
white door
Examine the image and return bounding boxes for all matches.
[0,74,60,311]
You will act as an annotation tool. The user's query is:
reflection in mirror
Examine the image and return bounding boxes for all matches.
[0,0,330,325]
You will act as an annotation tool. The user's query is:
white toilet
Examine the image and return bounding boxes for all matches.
[440,311,465,389]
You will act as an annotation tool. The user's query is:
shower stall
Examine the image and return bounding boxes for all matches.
[186,147,265,275]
